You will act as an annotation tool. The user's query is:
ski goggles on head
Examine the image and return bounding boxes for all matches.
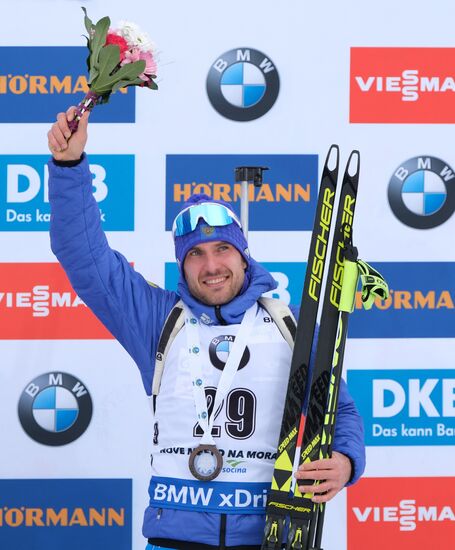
[172,202,242,238]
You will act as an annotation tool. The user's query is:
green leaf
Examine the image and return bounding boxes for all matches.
[112,60,146,81]
[84,37,91,73]
[96,44,121,80]
[92,60,146,93]
[88,66,99,85]
[82,7,94,39]
[111,77,144,94]
[89,15,110,73]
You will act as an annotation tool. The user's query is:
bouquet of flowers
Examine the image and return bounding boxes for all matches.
[68,7,158,133]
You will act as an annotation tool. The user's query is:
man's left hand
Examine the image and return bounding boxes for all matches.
[294,451,352,503]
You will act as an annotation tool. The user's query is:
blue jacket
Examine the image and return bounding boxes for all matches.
[48,155,365,548]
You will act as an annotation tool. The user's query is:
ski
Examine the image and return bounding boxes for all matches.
[261,145,340,550]
[262,146,389,550]
[286,150,361,550]
[310,258,389,550]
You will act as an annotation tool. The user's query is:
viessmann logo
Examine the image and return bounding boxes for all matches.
[0,47,135,122]
[350,47,455,123]
[166,155,318,231]
[0,155,135,231]
[0,263,113,339]
[348,477,454,549]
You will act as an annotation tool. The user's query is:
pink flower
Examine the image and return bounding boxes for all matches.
[121,47,142,65]
[121,48,157,81]
[105,32,129,61]
[139,50,157,79]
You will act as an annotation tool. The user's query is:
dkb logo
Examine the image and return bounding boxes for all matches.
[348,369,455,446]
[0,155,135,231]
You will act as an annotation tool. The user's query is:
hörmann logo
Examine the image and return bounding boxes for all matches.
[0,506,124,527]
[347,369,455,446]
[0,155,135,231]
[0,479,132,550]
[350,47,455,123]
[349,262,455,338]
[0,263,113,339]
[166,155,318,231]
[0,47,135,122]
[0,74,99,95]
[348,477,454,549]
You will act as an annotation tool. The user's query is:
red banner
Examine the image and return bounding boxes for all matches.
[350,47,455,123]
[0,263,113,339]
[348,477,455,549]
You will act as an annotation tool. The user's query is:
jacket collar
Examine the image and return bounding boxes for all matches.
[177,258,277,325]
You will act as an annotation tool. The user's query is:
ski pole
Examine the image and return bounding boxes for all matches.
[234,166,268,238]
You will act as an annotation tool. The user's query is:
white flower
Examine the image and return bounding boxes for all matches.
[117,20,155,53]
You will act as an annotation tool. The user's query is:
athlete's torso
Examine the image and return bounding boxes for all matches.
[150,306,292,515]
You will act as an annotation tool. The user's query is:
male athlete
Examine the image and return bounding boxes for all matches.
[47,108,365,550]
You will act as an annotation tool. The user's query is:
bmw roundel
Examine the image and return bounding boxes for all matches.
[388,156,455,229]
[209,335,250,371]
[206,48,280,121]
[18,372,93,446]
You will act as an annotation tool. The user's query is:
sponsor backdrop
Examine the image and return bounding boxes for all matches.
[1,1,454,549]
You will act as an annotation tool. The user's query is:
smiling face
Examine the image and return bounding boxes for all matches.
[183,240,247,306]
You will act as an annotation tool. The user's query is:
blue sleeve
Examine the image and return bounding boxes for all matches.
[290,304,366,484]
[48,155,179,394]
[333,378,365,485]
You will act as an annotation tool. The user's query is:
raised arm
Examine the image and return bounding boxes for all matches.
[47,107,178,393]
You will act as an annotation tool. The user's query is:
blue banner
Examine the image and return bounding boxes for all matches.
[0,47,135,122]
[165,154,318,231]
[166,261,455,338]
[347,369,455,446]
[0,479,132,550]
[349,262,455,338]
[0,155,135,231]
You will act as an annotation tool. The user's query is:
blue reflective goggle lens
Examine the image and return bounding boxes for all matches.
[172,203,241,237]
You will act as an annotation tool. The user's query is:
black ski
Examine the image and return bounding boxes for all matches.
[286,151,360,550]
[261,145,340,550]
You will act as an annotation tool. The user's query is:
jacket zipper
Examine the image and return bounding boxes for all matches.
[214,305,227,325]
[219,513,226,549]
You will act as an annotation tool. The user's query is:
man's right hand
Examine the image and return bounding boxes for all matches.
[47,107,90,162]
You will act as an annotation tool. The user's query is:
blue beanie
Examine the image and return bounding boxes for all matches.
[174,194,250,270]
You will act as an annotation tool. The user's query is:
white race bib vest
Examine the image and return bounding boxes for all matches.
[149,306,292,514]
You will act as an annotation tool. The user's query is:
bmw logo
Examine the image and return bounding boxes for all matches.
[18,372,93,446]
[388,156,455,229]
[209,335,250,371]
[206,48,280,121]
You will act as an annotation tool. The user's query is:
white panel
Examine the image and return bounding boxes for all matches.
[1,1,454,549]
